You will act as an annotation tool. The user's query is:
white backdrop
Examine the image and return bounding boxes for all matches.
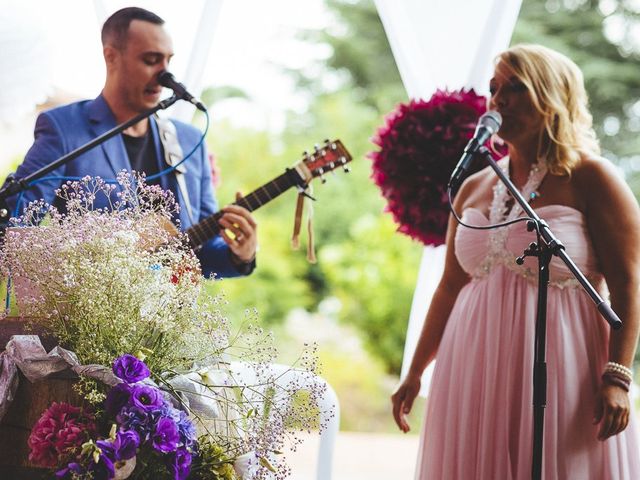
[373,0,523,395]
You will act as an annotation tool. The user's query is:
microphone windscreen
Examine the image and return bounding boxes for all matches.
[479,111,502,133]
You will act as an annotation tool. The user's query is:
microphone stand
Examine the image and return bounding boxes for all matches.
[470,147,622,480]
[0,94,181,228]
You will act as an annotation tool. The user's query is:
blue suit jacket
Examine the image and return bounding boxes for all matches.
[7,95,244,278]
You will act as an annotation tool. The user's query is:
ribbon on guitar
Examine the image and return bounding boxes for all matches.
[291,184,316,264]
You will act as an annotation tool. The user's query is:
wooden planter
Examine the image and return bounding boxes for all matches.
[1,317,79,477]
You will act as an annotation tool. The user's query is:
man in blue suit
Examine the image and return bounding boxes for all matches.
[6,7,257,279]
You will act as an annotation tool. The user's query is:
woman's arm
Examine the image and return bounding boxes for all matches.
[391,179,473,432]
[580,158,640,440]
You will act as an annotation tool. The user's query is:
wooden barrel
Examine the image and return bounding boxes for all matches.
[0,372,84,469]
[1,317,82,476]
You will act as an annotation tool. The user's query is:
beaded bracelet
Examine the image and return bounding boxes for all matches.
[604,361,633,383]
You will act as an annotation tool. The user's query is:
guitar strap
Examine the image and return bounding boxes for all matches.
[291,184,317,264]
[155,115,195,224]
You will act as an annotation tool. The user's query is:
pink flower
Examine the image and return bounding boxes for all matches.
[28,402,97,468]
[369,89,506,246]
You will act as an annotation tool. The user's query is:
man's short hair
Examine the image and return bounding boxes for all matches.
[101,7,165,50]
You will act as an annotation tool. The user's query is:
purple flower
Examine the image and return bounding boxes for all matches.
[113,354,150,383]
[167,448,192,480]
[152,417,180,453]
[174,410,197,448]
[113,429,140,460]
[104,382,132,415]
[117,406,153,440]
[130,384,165,411]
[97,430,140,462]
[87,451,115,480]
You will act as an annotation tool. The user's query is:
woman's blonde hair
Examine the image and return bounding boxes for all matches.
[497,44,600,175]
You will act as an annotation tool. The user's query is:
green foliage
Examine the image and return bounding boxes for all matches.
[319,214,421,374]
[512,0,640,162]
[204,122,316,324]
[208,85,423,375]
[318,346,425,432]
[186,436,237,480]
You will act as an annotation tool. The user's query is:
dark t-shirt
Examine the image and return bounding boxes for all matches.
[122,130,160,185]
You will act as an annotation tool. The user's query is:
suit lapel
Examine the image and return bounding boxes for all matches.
[87,95,130,177]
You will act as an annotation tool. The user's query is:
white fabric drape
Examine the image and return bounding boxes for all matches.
[373,0,523,395]
[169,0,224,122]
[0,3,52,123]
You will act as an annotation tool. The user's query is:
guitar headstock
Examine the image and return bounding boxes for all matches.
[296,139,352,184]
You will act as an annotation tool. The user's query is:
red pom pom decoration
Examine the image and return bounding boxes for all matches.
[369,88,504,246]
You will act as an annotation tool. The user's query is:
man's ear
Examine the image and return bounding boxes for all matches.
[103,45,119,68]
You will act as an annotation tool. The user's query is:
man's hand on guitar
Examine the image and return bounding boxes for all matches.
[219,192,258,264]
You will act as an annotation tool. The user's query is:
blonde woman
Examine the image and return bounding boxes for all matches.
[392,44,640,479]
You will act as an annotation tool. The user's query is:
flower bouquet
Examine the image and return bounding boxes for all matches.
[0,173,327,479]
[30,354,199,479]
[369,89,506,246]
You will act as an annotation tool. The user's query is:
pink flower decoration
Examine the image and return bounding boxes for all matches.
[369,89,505,246]
[28,402,97,468]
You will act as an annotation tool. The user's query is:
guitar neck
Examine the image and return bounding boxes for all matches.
[185,168,304,249]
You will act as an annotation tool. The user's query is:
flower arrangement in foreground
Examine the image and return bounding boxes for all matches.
[29,354,198,479]
[0,173,327,479]
[369,88,505,246]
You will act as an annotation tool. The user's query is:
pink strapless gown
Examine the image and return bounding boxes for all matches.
[415,205,640,479]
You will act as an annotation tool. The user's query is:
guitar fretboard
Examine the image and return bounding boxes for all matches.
[185,168,304,249]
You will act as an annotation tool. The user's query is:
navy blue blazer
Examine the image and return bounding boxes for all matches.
[7,95,243,278]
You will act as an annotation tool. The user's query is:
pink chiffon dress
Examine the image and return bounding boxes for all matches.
[415,160,640,479]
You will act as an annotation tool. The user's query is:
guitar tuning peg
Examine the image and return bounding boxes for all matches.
[338,157,350,172]
[314,144,320,153]
[321,175,327,184]
[330,142,337,150]
[324,138,330,145]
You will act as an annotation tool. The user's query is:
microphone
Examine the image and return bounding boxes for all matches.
[448,110,502,191]
[157,71,207,112]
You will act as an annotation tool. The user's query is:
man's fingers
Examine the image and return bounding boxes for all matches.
[222,206,257,228]
[219,213,252,237]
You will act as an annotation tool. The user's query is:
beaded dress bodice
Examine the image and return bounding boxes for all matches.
[454,158,602,288]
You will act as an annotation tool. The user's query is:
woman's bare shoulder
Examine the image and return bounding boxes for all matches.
[573,154,622,186]
[572,153,638,215]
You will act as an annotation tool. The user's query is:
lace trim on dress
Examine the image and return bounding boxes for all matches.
[472,157,582,286]
[471,159,602,289]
